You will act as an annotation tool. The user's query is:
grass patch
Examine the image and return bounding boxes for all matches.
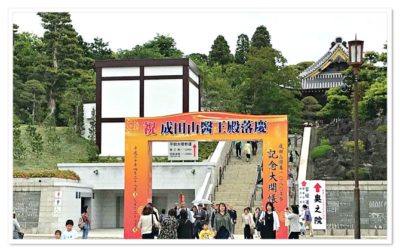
[14,125,92,170]
[13,169,80,180]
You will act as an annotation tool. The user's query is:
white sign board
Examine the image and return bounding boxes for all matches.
[168,141,198,161]
[298,180,326,230]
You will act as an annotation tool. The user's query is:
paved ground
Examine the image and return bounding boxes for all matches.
[24,229,387,240]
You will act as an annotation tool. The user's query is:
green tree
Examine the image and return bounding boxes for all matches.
[293,61,314,74]
[235,33,250,64]
[208,35,232,66]
[87,37,113,60]
[301,96,322,122]
[317,87,351,120]
[188,53,208,65]
[200,64,239,112]
[243,47,303,130]
[17,80,47,124]
[143,34,183,58]
[115,34,183,59]
[250,25,271,48]
[359,80,387,121]
[115,46,163,59]
[38,12,87,123]
[13,29,48,124]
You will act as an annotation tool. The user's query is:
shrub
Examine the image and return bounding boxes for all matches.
[13,169,80,180]
[86,141,99,162]
[376,124,387,134]
[320,138,329,146]
[343,140,365,153]
[13,124,26,160]
[310,145,332,160]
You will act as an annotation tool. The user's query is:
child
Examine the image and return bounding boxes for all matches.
[199,223,214,239]
[54,230,62,239]
[61,219,78,240]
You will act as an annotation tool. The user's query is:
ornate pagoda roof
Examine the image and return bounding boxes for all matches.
[300,37,349,79]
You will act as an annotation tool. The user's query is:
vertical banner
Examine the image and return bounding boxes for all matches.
[263,121,289,239]
[298,180,326,230]
[308,180,326,230]
[124,112,288,239]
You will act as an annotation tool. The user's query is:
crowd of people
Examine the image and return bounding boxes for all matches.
[136,201,314,240]
[13,202,313,240]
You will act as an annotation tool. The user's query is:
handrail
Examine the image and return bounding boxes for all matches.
[247,164,262,210]
[219,141,233,185]
[247,144,263,209]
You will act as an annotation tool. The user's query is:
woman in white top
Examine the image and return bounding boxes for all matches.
[258,202,280,239]
[244,141,252,162]
[241,207,255,239]
[137,204,160,239]
[285,205,301,239]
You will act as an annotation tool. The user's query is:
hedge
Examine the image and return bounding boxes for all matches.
[13,169,80,180]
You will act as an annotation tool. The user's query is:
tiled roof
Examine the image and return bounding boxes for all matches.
[299,43,348,78]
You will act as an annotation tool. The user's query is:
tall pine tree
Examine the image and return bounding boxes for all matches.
[37,12,96,130]
[38,12,86,124]
[234,33,250,64]
[208,35,232,66]
[251,25,271,48]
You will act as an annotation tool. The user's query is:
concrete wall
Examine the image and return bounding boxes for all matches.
[58,162,214,192]
[315,181,387,236]
[13,178,93,234]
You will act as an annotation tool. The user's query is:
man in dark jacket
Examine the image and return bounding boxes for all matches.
[227,205,237,234]
[177,209,194,239]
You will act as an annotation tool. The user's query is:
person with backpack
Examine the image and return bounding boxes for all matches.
[302,204,313,237]
[137,204,160,239]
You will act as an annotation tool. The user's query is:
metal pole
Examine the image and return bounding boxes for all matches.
[353,71,361,239]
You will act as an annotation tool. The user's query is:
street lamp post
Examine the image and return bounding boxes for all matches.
[347,35,364,239]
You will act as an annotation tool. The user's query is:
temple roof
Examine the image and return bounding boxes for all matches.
[300,38,349,79]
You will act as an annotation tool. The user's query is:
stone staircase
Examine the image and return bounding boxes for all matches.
[214,142,262,235]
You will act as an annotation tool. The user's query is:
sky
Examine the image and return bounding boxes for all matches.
[12,10,389,65]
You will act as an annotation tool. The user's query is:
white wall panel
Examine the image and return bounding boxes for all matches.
[102,80,140,118]
[152,142,168,156]
[101,122,125,156]
[189,82,199,112]
[144,66,183,76]
[144,79,182,117]
[102,67,140,77]
[189,69,199,84]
